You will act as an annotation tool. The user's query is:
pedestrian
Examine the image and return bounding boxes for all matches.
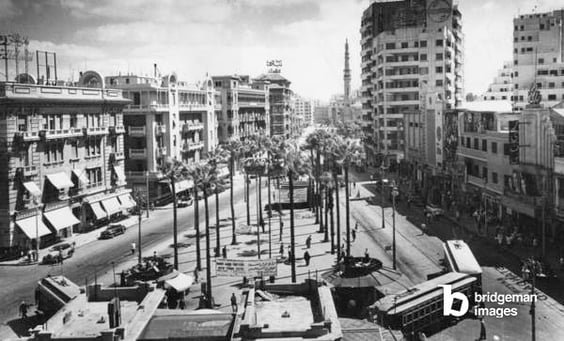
[179,296,186,310]
[354,221,359,232]
[260,218,265,233]
[131,242,136,255]
[306,235,312,249]
[340,250,346,261]
[19,301,28,319]
[304,251,311,266]
[222,245,227,259]
[231,293,238,312]
[288,251,293,265]
[27,250,32,263]
[279,242,284,257]
[478,317,487,340]
[352,229,357,242]
[364,248,370,262]
[193,267,199,283]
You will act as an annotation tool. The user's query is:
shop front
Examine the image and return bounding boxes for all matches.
[43,205,80,238]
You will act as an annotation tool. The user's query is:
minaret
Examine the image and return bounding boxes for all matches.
[344,39,351,102]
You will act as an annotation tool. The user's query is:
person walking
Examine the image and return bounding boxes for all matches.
[231,293,238,312]
[352,229,357,242]
[478,317,487,340]
[304,251,311,266]
[279,242,285,257]
[130,242,136,255]
[193,267,199,283]
[260,218,265,233]
[19,301,28,319]
[364,248,370,262]
[305,235,312,249]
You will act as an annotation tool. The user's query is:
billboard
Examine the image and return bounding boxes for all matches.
[215,258,277,277]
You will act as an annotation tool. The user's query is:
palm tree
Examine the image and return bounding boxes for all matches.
[187,164,204,271]
[331,136,363,258]
[206,146,229,257]
[161,157,190,270]
[188,162,217,308]
[271,138,311,282]
[303,132,320,217]
[319,171,333,243]
[222,138,244,245]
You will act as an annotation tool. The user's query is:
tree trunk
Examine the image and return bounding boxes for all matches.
[278,177,283,241]
[289,170,296,283]
[315,149,321,224]
[246,174,250,225]
[319,183,324,233]
[172,176,178,270]
[310,149,315,213]
[323,186,329,242]
[204,185,212,308]
[230,159,237,245]
[215,187,220,257]
[194,184,201,271]
[333,171,341,260]
[258,176,263,228]
[329,186,335,254]
[345,166,351,258]
[268,175,272,258]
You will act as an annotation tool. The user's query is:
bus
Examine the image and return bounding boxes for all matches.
[442,240,482,289]
[369,272,479,337]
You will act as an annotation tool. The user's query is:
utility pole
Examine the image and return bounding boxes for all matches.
[146,171,150,218]
[391,183,399,270]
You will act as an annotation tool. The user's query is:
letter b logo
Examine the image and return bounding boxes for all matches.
[440,285,469,317]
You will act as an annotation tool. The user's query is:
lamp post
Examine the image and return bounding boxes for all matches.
[145,171,150,218]
[34,196,40,264]
[523,257,538,341]
[381,177,388,229]
[391,183,399,270]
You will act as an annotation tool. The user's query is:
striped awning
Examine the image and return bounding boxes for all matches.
[118,194,136,209]
[89,202,108,220]
[15,215,52,239]
[72,169,90,186]
[44,206,80,232]
[113,165,126,182]
[23,181,42,197]
[46,172,74,189]
[174,179,193,193]
[101,197,122,216]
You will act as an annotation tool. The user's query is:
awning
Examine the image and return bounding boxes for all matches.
[101,197,122,216]
[89,202,108,220]
[46,172,74,190]
[174,179,193,193]
[23,181,41,197]
[113,165,126,182]
[72,169,90,186]
[164,272,194,292]
[118,194,136,209]
[44,206,80,232]
[15,215,52,239]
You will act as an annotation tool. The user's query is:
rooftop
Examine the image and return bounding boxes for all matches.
[458,100,513,113]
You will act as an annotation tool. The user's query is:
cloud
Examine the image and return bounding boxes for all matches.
[0,0,20,19]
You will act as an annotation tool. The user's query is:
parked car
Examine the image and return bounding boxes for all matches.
[99,224,126,239]
[424,204,444,217]
[42,243,74,264]
[177,198,193,208]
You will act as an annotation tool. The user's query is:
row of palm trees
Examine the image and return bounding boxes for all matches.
[154,123,362,308]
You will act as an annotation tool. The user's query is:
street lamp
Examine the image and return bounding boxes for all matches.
[523,257,539,341]
[145,171,150,218]
[381,178,388,229]
[391,183,399,270]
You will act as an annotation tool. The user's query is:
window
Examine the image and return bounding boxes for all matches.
[70,116,77,128]
[436,39,443,47]
[520,25,524,31]
[436,66,443,73]
[503,143,510,155]
[436,80,443,86]
[549,82,555,88]
[401,42,408,48]
[71,140,79,159]
[466,137,471,147]
[528,36,532,41]
[492,172,498,184]
[420,40,427,47]
[86,137,101,156]
[420,54,427,61]
[401,55,409,61]
[491,142,498,153]
[436,53,443,60]
[482,139,487,152]
[548,94,557,100]
[540,24,545,30]
[474,138,479,149]
[539,58,544,64]
[482,167,488,181]
[414,41,419,47]
[386,43,395,50]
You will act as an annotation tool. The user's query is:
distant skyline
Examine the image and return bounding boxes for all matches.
[0,0,562,101]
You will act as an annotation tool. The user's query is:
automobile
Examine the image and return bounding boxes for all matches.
[177,198,193,208]
[99,224,126,239]
[42,243,74,264]
[424,204,444,217]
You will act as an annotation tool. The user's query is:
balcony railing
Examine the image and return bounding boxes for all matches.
[14,130,40,142]
[83,126,109,136]
[40,128,83,140]
[109,125,126,134]
[129,126,146,137]
[109,151,125,162]
[182,121,204,132]
[18,165,38,176]
[129,148,147,159]
[182,142,204,152]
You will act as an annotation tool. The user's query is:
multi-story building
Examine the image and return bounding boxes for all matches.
[481,62,515,101]
[106,72,217,205]
[511,10,564,111]
[0,71,132,253]
[254,73,295,137]
[360,0,463,168]
[294,96,314,127]
[313,104,330,124]
[212,75,270,142]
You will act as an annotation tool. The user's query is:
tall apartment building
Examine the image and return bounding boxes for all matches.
[212,75,270,142]
[294,97,314,127]
[313,105,330,124]
[254,73,295,137]
[106,72,217,204]
[511,10,564,110]
[0,71,131,253]
[360,0,463,168]
[481,62,515,101]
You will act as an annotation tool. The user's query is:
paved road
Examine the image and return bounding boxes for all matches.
[0,174,253,338]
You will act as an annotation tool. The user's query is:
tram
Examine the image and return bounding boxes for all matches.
[442,240,482,289]
[370,272,479,335]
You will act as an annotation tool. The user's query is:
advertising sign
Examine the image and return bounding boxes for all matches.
[215,258,277,277]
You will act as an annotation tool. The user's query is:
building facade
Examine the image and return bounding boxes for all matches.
[360,0,463,168]
[254,73,296,137]
[0,71,132,253]
[212,75,270,142]
[294,96,314,127]
[481,61,515,101]
[106,73,217,205]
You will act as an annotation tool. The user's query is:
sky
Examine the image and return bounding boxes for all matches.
[0,0,563,101]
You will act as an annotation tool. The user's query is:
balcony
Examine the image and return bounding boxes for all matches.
[83,126,108,136]
[109,151,125,162]
[182,121,204,132]
[156,146,168,158]
[14,130,40,142]
[109,125,126,135]
[129,126,146,137]
[129,148,147,159]
[40,128,83,140]
[155,124,167,136]
[457,146,487,161]
[182,142,204,152]
[18,165,38,176]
